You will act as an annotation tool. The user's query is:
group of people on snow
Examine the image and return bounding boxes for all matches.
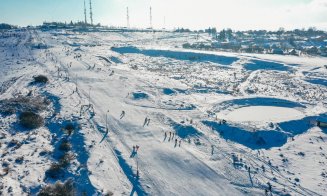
[164,131,182,147]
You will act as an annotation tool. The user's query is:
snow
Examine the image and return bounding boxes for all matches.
[219,106,305,122]
[0,30,327,195]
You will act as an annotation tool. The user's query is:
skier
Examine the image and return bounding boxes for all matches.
[169,131,172,138]
[147,118,151,126]
[175,138,178,146]
[120,110,125,119]
[267,182,272,193]
[143,117,148,127]
[164,132,167,138]
[179,140,182,147]
[135,145,140,152]
[132,145,135,152]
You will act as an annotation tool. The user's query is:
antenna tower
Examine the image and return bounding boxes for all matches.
[89,0,93,25]
[150,6,152,29]
[127,7,130,28]
[84,0,87,24]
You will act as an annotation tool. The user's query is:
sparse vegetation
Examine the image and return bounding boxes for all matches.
[38,178,75,196]
[0,96,49,115]
[19,111,44,129]
[63,123,75,136]
[103,191,114,196]
[33,75,49,84]
[59,152,75,167]
[59,140,72,152]
[46,152,74,179]
[46,163,64,179]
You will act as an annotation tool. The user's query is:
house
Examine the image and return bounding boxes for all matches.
[240,45,253,53]
[288,49,298,56]
[318,46,327,57]
[305,46,318,55]
[317,117,327,128]
[271,48,284,55]
[251,44,264,53]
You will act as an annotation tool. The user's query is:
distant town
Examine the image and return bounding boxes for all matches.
[182,27,327,57]
[1,22,327,57]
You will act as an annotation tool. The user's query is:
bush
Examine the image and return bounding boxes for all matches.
[63,123,75,136]
[19,111,44,129]
[38,178,75,196]
[33,75,48,84]
[45,163,64,179]
[104,191,114,196]
[65,123,74,134]
[59,152,75,167]
[59,140,72,152]
[0,96,49,115]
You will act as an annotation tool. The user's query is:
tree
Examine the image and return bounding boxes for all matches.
[218,29,226,41]
[226,28,233,39]
[277,27,285,35]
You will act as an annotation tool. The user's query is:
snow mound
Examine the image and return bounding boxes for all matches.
[203,121,287,149]
[159,99,196,110]
[170,121,203,139]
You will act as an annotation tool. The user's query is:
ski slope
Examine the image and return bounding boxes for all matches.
[0,29,327,195]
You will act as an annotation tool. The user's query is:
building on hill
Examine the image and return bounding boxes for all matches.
[305,46,318,55]
[271,48,284,55]
[318,46,327,57]
[317,117,327,128]
[288,49,298,56]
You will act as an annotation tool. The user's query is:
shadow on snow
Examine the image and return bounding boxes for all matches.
[111,46,239,65]
[30,92,98,195]
[213,97,305,113]
[244,59,291,72]
[202,120,287,150]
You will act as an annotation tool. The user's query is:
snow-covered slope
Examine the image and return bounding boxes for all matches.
[0,30,326,195]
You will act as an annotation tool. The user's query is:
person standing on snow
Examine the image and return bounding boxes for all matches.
[120,110,125,119]
[143,117,148,127]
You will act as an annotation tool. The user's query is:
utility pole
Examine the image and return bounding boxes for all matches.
[84,0,87,25]
[149,6,152,29]
[126,7,130,28]
[89,0,93,25]
[136,155,139,177]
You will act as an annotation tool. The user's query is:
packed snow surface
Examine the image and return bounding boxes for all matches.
[220,106,305,122]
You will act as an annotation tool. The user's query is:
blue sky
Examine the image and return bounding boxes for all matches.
[0,0,326,30]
